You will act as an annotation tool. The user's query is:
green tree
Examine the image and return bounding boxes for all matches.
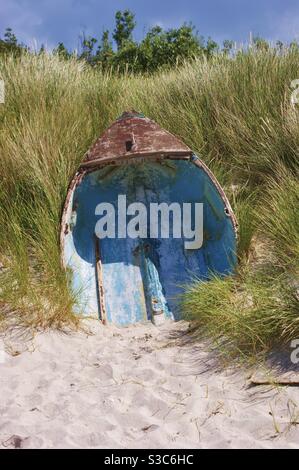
[4,27,17,46]
[53,42,70,59]
[253,36,269,51]
[79,33,97,62]
[205,37,219,58]
[0,27,24,56]
[138,24,203,72]
[112,41,140,72]
[289,40,299,52]
[276,40,284,52]
[223,39,234,55]
[113,10,136,50]
[96,30,114,66]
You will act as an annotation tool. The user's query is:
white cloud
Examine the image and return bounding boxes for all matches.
[149,17,188,30]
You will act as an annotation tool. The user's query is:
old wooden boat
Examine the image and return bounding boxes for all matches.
[61,111,237,325]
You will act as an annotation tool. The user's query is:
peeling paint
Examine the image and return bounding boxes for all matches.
[60,112,237,326]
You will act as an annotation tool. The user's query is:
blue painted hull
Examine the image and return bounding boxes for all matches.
[62,158,237,325]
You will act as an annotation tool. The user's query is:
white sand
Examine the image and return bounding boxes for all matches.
[0,319,299,449]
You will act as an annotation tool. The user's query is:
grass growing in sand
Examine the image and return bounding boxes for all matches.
[0,50,298,356]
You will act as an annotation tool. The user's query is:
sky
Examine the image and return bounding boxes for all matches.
[1,0,299,51]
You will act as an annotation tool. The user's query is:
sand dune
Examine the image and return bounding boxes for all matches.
[0,319,298,449]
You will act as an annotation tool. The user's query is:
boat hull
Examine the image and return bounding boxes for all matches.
[61,157,237,325]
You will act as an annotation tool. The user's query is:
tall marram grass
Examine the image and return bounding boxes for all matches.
[0,54,126,329]
[0,50,298,349]
[181,270,299,360]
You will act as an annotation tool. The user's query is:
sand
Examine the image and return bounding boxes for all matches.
[0,319,299,449]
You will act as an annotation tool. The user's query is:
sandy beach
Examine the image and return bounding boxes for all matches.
[0,319,298,449]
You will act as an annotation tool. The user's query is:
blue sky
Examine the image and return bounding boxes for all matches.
[1,0,299,50]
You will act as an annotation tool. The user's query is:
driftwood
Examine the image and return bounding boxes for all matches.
[250,369,299,386]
